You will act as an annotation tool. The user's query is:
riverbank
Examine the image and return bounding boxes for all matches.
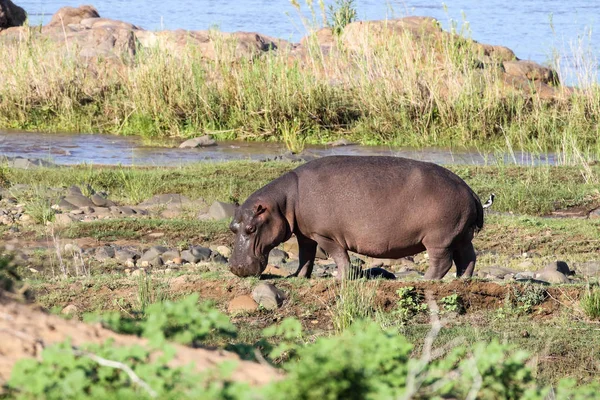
[1,4,599,156]
[1,160,600,392]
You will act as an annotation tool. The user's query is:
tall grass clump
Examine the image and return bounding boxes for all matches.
[330,279,379,333]
[580,284,600,320]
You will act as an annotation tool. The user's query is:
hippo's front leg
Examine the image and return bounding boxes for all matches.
[290,234,317,278]
[311,234,352,280]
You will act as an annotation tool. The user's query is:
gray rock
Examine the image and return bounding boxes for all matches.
[535,270,569,284]
[64,194,95,208]
[119,206,136,216]
[252,283,286,310]
[190,246,212,261]
[161,250,181,262]
[80,206,94,214]
[211,253,228,264]
[573,261,600,277]
[57,198,78,211]
[543,261,572,276]
[216,245,231,258]
[478,265,517,279]
[313,266,332,278]
[514,271,537,281]
[61,304,78,315]
[138,194,192,208]
[115,249,137,263]
[279,259,299,275]
[362,267,396,280]
[6,157,56,169]
[181,250,202,264]
[90,193,115,207]
[208,201,237,220]
[68,186,83,196]
[95,246,115,261]
[394,270,425,280]
[131,207,148,215]
[328,138,357,147]
[92,207,111,215]
[140,246,168,262]
[179,135,217,148]
[268,248,289,265]
[589,207,600,219]
[140,257,163,268]
[54,213,76,226]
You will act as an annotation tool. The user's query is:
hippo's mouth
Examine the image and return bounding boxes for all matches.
[229,254,268,277]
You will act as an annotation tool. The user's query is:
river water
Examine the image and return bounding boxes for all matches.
[0,130,560,167]
[19,0,600,86]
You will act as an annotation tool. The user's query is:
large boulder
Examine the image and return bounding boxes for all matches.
[0,0,26,30]
[502,60,559,85]
[46,5,100,28]
[341,17,442,53]
[134,29,286,61]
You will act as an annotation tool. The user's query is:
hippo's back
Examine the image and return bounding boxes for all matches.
[292,156,481,257]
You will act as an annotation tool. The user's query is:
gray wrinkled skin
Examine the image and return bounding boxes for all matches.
[229,156,484,280]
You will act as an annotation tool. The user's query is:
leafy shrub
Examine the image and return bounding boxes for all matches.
[143,294,236,346]
[85,294,236,346]
[496,283,547,318]
[394,286,428,323]
[7,339,249,400]
[266,320,413,400]
[440,293,465,314]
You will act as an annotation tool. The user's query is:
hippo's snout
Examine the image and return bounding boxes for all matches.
[229,254,267,278]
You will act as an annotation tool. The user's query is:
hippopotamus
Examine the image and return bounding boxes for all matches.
[228,155,486,280]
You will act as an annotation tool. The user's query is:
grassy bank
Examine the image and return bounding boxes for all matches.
[3,161,599,215]
[1,17,600,157]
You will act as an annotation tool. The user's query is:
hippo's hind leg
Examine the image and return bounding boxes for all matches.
[453,242,476,278]
[423,247,453,280]
[290,234,318,278]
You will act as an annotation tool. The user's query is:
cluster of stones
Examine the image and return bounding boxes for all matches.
[91,243,229,275]
[474,257,600,284]
[0,4,572,101]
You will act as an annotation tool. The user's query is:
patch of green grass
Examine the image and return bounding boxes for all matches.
[476,215,600,257]
[580,284,600,320]
[62,218,230,243]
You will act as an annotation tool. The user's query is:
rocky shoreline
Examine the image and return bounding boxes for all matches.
[0,3,569,101]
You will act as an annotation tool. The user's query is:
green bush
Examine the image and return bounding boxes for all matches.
[85,294,237,346]
[266,320,413,400]
[7,339,250,400]
[9,299,600,399]
[394,286,428,323]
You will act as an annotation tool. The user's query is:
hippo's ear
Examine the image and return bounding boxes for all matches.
[254,204,267,217]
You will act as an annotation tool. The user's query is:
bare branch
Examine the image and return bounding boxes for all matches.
[73,349,158,398]
[401,290,445,400]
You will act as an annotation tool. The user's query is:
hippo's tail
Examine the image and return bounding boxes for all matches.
[471,191,494,233]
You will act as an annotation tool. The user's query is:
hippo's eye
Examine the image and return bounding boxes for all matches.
[245,225,256,234]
